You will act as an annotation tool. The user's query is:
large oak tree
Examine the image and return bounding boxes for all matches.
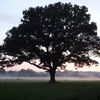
[1,2,100,82]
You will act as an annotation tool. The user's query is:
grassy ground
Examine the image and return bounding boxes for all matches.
[0,80,100,100]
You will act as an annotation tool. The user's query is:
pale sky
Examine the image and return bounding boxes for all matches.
[0,0,100,71]
[0,0,100,45]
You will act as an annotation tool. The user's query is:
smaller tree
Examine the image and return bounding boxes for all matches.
[1,2,100,82]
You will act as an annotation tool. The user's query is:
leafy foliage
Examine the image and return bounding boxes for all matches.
[1,2,100,81]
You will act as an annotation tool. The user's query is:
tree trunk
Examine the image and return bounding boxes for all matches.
[49,69,56,83]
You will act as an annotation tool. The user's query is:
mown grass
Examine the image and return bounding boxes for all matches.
[0,80,100,100]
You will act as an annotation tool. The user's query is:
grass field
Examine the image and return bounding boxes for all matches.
[0,80,100,100]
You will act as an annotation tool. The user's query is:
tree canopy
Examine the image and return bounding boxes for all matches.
[1,2,100,82]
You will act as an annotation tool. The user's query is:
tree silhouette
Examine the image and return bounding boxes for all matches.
[1,2,100,82]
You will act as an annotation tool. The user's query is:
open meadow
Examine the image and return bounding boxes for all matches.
[0,77,100,100]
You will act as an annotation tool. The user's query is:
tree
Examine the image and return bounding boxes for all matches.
[1,2,100,82]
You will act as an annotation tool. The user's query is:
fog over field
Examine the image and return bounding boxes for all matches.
[0,76,100,82]
[0,68,100,81]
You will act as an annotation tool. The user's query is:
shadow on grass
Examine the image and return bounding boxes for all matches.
[97,94,100,100]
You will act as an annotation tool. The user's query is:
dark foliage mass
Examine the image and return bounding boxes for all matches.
[0,2,100,82]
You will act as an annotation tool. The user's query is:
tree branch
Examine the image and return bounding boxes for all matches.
[28,61,49,71]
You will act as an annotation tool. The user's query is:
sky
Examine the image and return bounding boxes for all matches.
[0,0,100,45]
[0,0,100,71]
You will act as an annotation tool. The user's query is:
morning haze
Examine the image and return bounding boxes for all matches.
[0,1,100,100]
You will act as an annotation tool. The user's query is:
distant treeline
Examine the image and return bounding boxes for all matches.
[0,68,100,77]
